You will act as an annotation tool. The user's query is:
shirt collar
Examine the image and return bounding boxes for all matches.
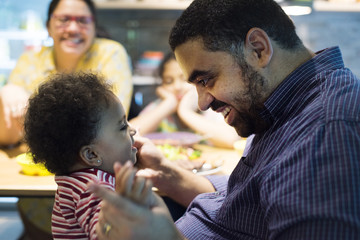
[259,46,344,125]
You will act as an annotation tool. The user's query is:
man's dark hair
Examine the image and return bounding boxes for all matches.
[169,0,302,56]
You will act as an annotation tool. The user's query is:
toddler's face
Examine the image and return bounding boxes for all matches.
[92,95,137,174]
[162,59,192,99]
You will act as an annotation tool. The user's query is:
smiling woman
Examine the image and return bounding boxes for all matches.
[46,0,96,72]
[0,0,133,146]
[0,0,133,238]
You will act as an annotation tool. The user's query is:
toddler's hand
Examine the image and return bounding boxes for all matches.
[114,161,156,208]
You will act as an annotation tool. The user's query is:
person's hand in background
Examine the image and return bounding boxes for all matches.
[156,85,179,114]
[177,86,199,114]
[0,84,29,128]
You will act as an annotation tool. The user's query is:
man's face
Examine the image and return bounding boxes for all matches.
[175,39,270,137]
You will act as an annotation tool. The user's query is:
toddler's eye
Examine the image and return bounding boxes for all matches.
[120,122,128,131]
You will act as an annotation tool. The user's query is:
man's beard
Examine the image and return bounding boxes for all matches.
[211,61,270,137]
[234,61,270,136]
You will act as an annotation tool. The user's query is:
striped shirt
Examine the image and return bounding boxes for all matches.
[52,168,115,240]
[176,47,360,239]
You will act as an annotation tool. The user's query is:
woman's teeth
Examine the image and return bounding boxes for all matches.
[70,39,81,44]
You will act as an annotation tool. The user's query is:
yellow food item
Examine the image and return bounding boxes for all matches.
[156,144,202,161]
[16,153,53,176]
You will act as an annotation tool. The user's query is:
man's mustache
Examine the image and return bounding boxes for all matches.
[210,100,227,111]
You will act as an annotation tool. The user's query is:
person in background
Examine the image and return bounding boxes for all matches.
[24,72,155,239]
[90,0,360,239]
[0,0,132,147]
[129,52,240,149]
[0,0,133,239]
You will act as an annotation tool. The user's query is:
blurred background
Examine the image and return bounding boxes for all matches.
[0,0,359,120]
[0,0,359,239]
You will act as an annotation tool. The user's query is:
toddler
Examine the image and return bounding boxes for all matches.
[24,72,154,239]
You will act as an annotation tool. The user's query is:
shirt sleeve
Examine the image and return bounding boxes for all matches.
[7,50,41,92]
[206,175,229,192]
[7,47,55,93]
[76,183,114,240]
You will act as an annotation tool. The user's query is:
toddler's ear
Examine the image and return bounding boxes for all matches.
[79,145,102,166]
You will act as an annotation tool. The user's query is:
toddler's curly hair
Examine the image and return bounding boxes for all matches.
[24,72,113,175]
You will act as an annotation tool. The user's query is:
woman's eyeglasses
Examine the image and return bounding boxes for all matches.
[51,14,94,28]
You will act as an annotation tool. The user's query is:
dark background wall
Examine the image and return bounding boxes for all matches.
[96,9,360,76]
[97,9,182,67]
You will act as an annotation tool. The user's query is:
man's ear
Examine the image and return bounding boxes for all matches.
[244,28,273,68]
[79,145,102,167]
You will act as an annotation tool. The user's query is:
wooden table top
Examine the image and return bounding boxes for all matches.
[0,141,245,197]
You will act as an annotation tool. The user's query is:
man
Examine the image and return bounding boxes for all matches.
[90,0,360,239]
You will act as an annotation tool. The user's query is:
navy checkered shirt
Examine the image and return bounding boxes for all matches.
[176,46,360,240]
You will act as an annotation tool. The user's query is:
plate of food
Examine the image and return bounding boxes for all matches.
[144,131,205,146]
[155,143,223,175]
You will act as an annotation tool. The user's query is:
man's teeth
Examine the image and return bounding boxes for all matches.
[221,107,231,118]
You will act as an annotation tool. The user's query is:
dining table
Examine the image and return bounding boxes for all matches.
[0,139,246,198]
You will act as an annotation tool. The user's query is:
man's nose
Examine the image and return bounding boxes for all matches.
[196,87,213,111]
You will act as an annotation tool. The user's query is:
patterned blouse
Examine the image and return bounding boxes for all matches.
[8,38,133,113]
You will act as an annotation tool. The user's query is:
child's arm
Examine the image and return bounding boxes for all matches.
[114,161,156,208]
[129,86,178,135]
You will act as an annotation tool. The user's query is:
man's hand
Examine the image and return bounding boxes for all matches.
[89,178,185,240]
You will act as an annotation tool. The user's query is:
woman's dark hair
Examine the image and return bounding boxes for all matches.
[24,72,113,175]
[46,0,98,30]
[169,0,302,57]
[157,52,176,79]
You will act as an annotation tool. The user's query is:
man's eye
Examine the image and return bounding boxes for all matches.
[198,78,209,87]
